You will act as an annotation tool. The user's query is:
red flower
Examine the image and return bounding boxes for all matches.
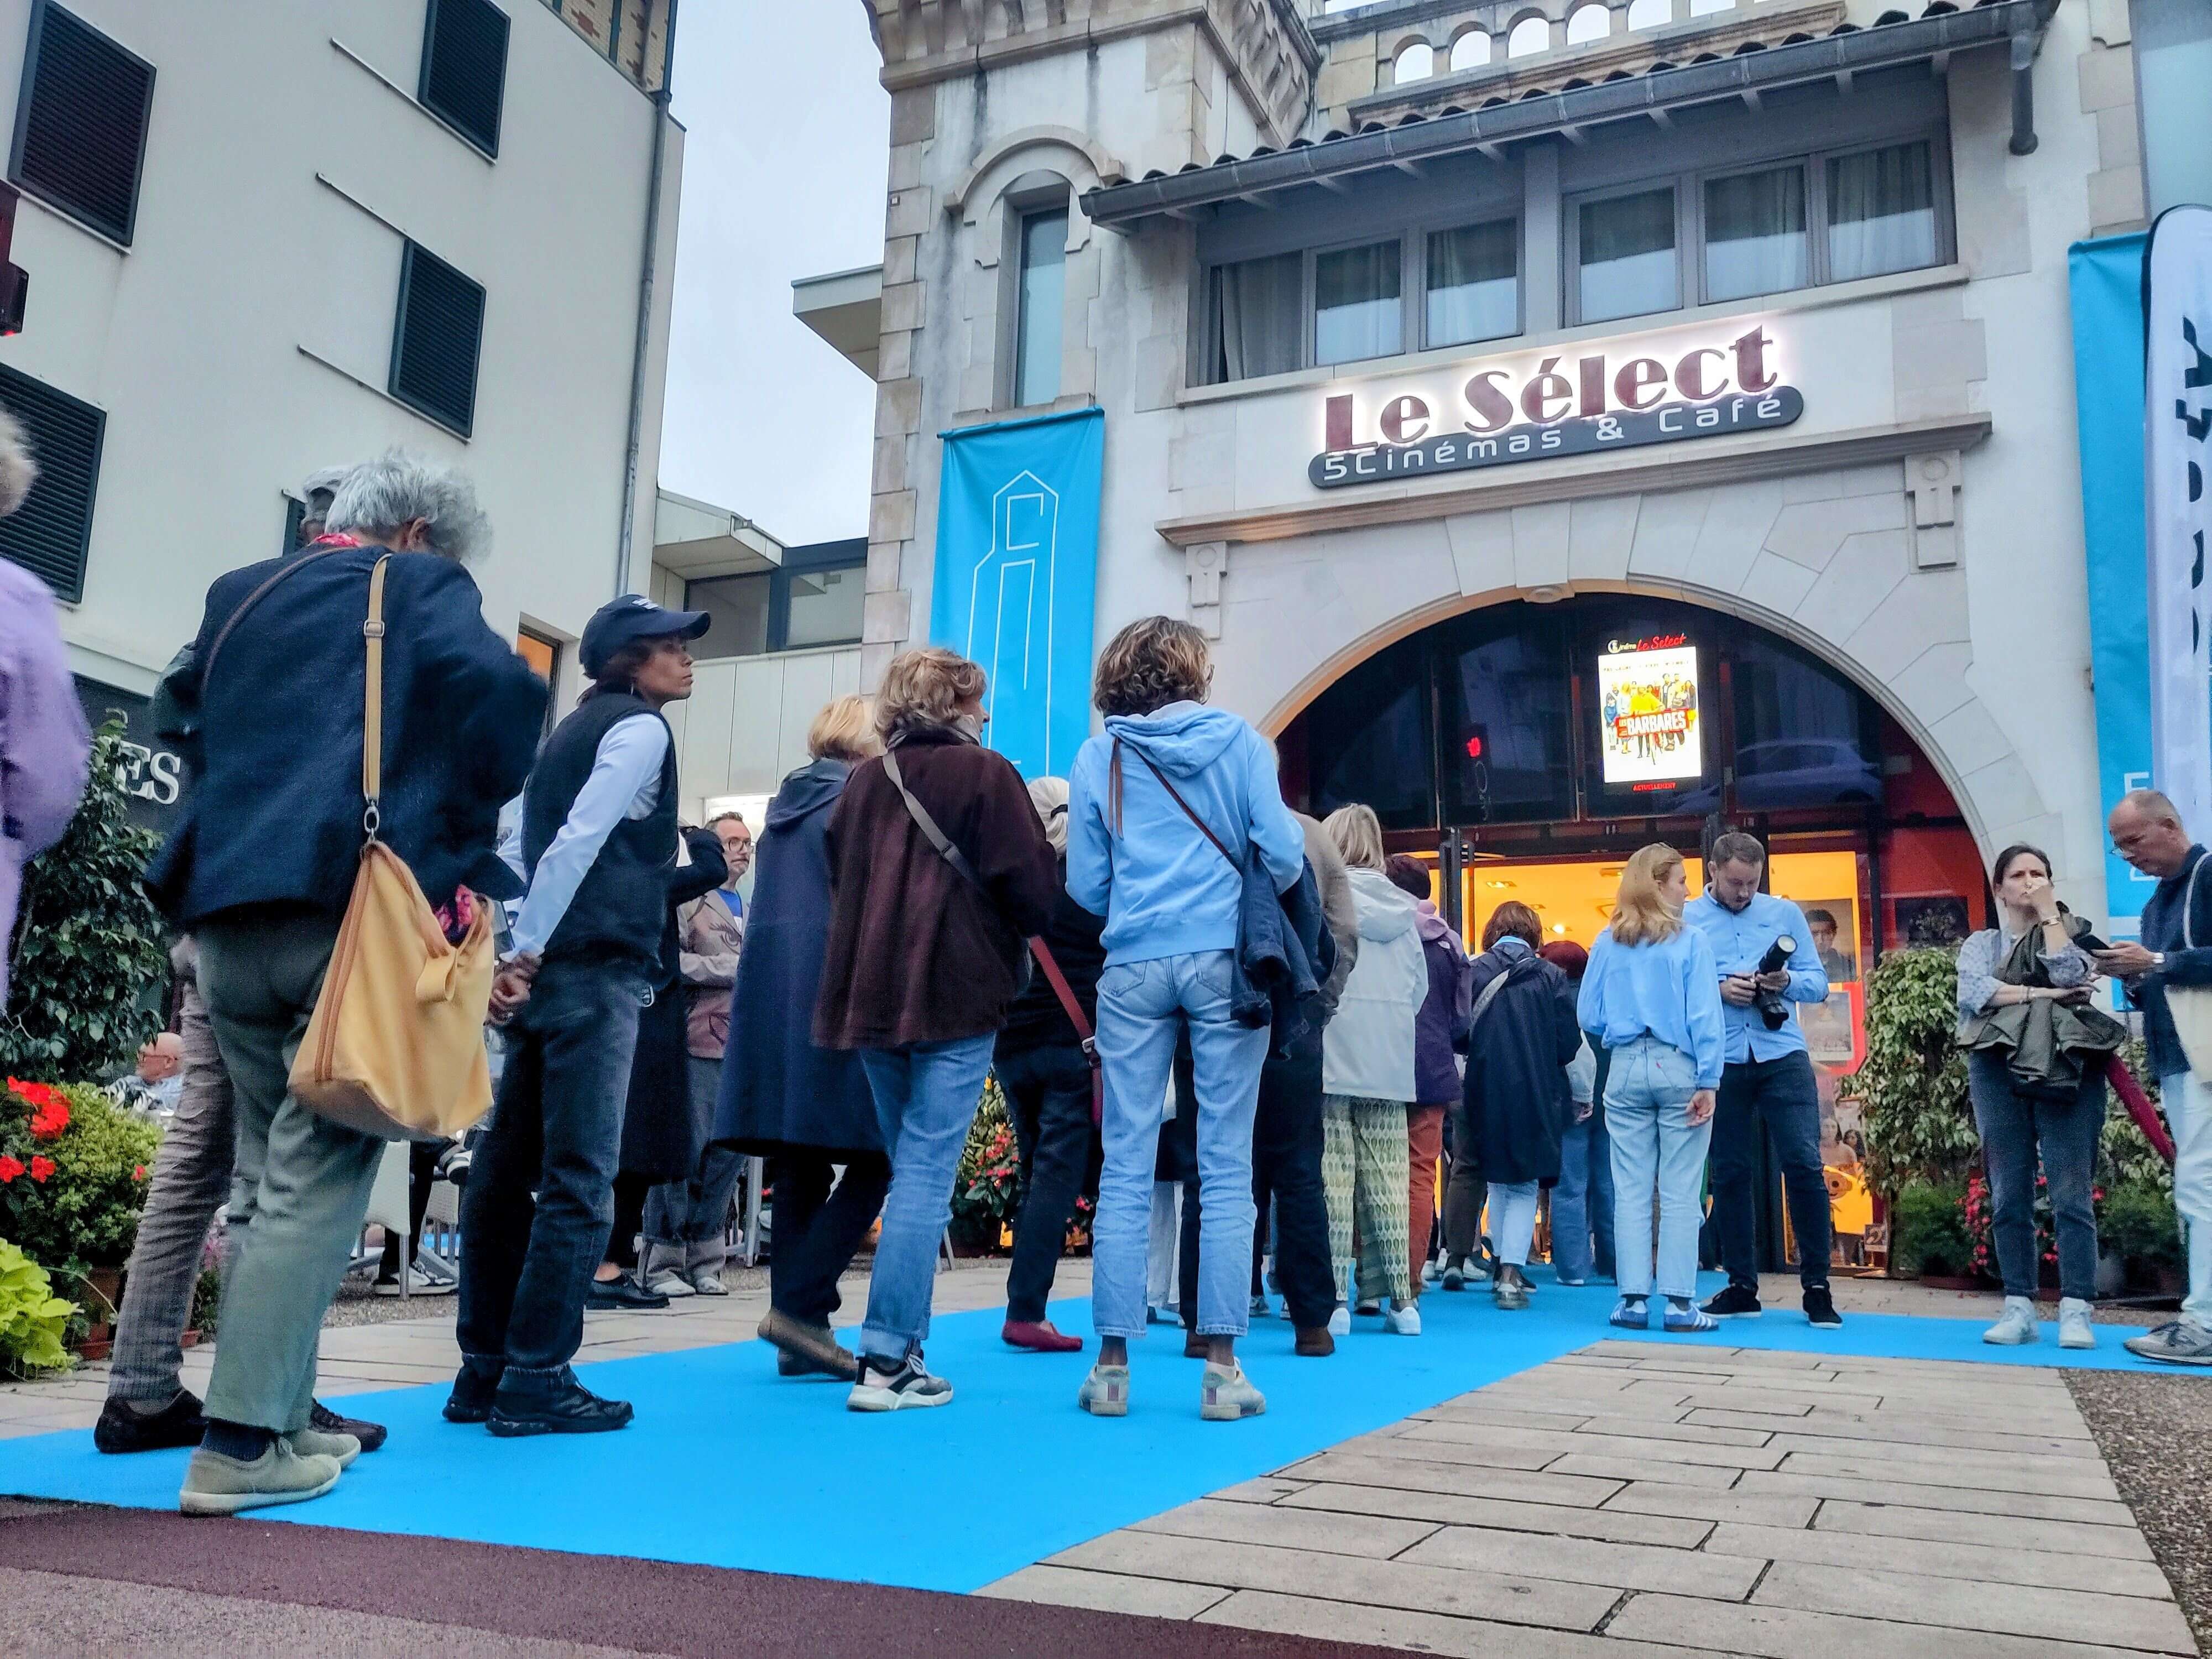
[28,1099,67,1140]
[7,1077,64,1114]
[0,1156,21,1183]
[134,1164,149,1181]
[27,1156,54,1183]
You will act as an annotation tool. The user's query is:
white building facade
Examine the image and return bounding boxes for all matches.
[0,0,681,826]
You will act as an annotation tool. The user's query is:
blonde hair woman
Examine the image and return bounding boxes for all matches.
[1316,804,1428,1336]
[813,651,1060,1409]
[1575,844,1727,1333]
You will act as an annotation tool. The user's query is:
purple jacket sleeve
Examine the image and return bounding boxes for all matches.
[0,564,92,858]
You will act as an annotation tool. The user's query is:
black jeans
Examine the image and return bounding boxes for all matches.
[1172,1028,1334,1330]
[458,959,648,1379]
[995,1042,1101,1324]
[1711,1050,1831,1292]
[769,1150,892,1324]
[1966,1051,2105,1302]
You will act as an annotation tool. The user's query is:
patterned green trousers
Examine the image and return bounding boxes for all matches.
[1323,1094,1412,1306]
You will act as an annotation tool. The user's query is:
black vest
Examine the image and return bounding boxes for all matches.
[521,693,678,968]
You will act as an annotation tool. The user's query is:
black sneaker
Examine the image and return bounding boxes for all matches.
[309,1399,387,1453]
[1700,1283,1764,1319]
[1803,1284,1843,1329]
[94,1389,206,1454]
[444,1362,505,1423]
[847,1351,953,1412]
[487,1368,634,1437]
[586,1272,669,1312]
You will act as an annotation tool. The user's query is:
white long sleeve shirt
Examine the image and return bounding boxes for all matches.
[507,715,669,959]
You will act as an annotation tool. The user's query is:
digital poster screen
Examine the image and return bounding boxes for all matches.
[1595,637,1703,788]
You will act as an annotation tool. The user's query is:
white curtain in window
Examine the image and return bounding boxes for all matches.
[1827,142,1936,281]
[1428,221,1518,346]
[1215,254,1303,382]
[1703,168,1807,301]
[1579,189,1677,322]
[1316,242,1402,366]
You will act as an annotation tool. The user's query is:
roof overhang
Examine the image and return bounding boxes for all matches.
[1083,0,2039,230]
[792,263,884,380]
[653,487,784,581]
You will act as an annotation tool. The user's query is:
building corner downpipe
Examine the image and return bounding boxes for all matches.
[618,0,680,599]
[2008,0,2061,158]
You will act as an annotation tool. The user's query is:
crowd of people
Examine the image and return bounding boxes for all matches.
[1,448,2208,1520]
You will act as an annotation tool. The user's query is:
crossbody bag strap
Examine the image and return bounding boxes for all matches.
[2185,854,2205,953]
[362,556,389,844]
[1128,744,1240,872]
[200,540,355,684]
[1468,959,1516,1033]
[882,748,985,889]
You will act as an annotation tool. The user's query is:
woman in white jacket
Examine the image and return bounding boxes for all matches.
[1320,806,1429,1337]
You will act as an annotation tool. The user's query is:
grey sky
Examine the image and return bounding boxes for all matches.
[660,6,888,548]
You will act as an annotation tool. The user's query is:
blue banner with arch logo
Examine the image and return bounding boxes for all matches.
[929,406,1104,781]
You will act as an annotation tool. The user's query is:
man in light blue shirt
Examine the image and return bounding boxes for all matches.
[1683,832,1840,1329]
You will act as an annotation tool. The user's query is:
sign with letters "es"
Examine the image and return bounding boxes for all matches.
[1310,326,1801,489]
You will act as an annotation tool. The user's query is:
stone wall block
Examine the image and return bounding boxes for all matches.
[872,437,910,498]
[870,489,919,546]
[1625,489,1711,583]
[881,279,925,335]
[1566,494,1640,583]
[1959,752,2046,836]
[890,86,936,145]
[2095,105,2142,170]
[859,641,896,693]
[2076,41,2135,113]
[2088,166,2147,236]
[1509,500,1573,591]
[878,328,914,384]
[1929,697,2014,781]
[1794,527,1910,646]
[1681,479,1784,596]
[1736,551,1817,618]
[886,187,936,241]
[1133,335,1181,414]
[1764,493,1908,573]
[862,588,912,646]
[958,362,996,413]
[1847,573,1971,691]
[1445,508,1516,596]
[883,234,920,287]
[875,377,923,439]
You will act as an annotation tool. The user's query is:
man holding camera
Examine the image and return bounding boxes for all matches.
[1686,832,1841,1328]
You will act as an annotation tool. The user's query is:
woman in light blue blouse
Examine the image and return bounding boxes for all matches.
[1577,844,1728,1333]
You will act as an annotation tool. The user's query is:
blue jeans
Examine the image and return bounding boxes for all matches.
[855,1034,997,1364]
[1552,1103,1614,1281]
[1093,951,1269,1340]
[1605,1036,1713,1301]
[1712,1051,1832,1291]
[1968,1050,2104,1302]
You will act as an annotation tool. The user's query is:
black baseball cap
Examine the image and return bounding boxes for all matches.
[580,594,709,677]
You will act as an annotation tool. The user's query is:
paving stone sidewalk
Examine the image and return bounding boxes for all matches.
[987,1338,2200,1658]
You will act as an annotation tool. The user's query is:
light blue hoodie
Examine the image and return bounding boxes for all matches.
[1066,701,1306,967]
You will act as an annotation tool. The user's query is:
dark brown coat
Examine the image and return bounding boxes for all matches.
[813,726,1059,1051]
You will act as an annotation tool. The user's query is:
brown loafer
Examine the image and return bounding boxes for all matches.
[758,1309,858,1381]
[1295,1325,1336,1357]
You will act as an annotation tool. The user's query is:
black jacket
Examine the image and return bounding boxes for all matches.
[713,758,883,1160]
[145,546,544,925]
[620,827,727,1181]
[997,857,1108,1055]
[2138,844,2212,1079]
[1462,942,1582,1186]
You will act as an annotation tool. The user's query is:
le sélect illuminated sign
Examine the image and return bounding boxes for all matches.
[1310,327,1801,490]
[1597,635,1702,789]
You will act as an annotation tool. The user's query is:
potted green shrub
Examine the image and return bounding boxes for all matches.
[2101,1182,2184,1293]
[1890,1180,1976,1284]
[0,1079,160,1354]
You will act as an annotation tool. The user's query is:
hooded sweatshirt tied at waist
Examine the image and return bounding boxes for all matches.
[1066,701,1305,966]
[1322,867,1428,1102]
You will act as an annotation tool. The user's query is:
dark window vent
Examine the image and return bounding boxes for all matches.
[419,0,510,158]
[0,365,105,603]
[9,1,155,244]
[282,495,307,554]
[389,242,486,439]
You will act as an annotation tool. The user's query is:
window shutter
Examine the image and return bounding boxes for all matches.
[9,1,156,245]
[419,0,510,158]
[389,242,486,439]
[0,366,104,603]
[282,495,307,555]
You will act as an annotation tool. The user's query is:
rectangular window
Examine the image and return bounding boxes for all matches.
[687,546,866,658]
[2135,0,2212,216]
[1013,207,1067,408]
[1211,253,1302,382]
[686,572,772,659]
[389,241,487,438]
[419,0,511,158]
[0,364,104,603]
[9,1,155,245]
[1826,140,1937,283]
[1578,187,1678,324]
[784,563,865,650]
[1426,220,1518,349]
[1703,166,1807,302]
[517,628,562,738]
[1314,240,1402,367]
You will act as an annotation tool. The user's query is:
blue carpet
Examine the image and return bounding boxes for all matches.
[0,1275,2198,1593]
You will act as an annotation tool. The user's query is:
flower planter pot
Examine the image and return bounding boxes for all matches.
[179,1330,201,1350]
[68,1266,123,1357]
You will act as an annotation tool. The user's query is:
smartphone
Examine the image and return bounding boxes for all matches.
[2075,931,2112,954]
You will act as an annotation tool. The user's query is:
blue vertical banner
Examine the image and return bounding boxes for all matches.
[2069,233,2157,927]
[930,406,1105,781]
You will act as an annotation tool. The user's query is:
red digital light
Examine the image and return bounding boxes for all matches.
[1464,734,1485,759]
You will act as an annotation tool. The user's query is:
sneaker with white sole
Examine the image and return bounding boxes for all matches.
[371,1266,454,1298]
[287,1426,360,1469]
[179,1439,342,1516]
[1609,1296,1650,1330]
[1440,1259,1466,1292]
[1983,1296,2038,1345]
[848,1352,953,1411]
[1200,1362,1266,1421]
[1326,1305,1351,1338]
[1077,1363,1130,1416]
[2058,1297,2095,1350]
[2124,1318,2212,1365]
[1381,1301,1422,1335]
[1663,1297,1718,1333]
[1421,1259,1442,1287]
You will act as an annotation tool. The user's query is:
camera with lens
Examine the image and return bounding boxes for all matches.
[1754,934,1797,1030]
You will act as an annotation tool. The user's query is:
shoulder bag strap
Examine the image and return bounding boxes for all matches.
[362,556,389,845]
[1468,959,1516,1034]
[1124,740,1240,872]
[2185,854,2205,952]
[200,537,358,684]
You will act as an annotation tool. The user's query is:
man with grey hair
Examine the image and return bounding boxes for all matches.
[2100,789,2212,1364]
[295,465,351,546]
[145,451,545,1511]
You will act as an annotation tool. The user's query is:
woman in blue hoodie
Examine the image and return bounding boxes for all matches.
[1067,618,1306,1422]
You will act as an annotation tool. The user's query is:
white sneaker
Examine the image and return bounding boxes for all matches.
[1421,1259,1442,1287]
[1983,1296,2038,1345]
[2058,1297,2096,1350]
[372,1266,454,1298]
[1382,1301,1422,1336]
[1326,1305,1350,1338]
[1201,1361,1266,1421]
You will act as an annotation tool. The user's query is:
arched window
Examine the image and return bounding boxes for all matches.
[1626,0,1671,27]
[1689,0,1736,13]
[1566,4,1612,43]
[1394,40,1436,83]
[1506,15,1551,56]
[1449,28,1493,71]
